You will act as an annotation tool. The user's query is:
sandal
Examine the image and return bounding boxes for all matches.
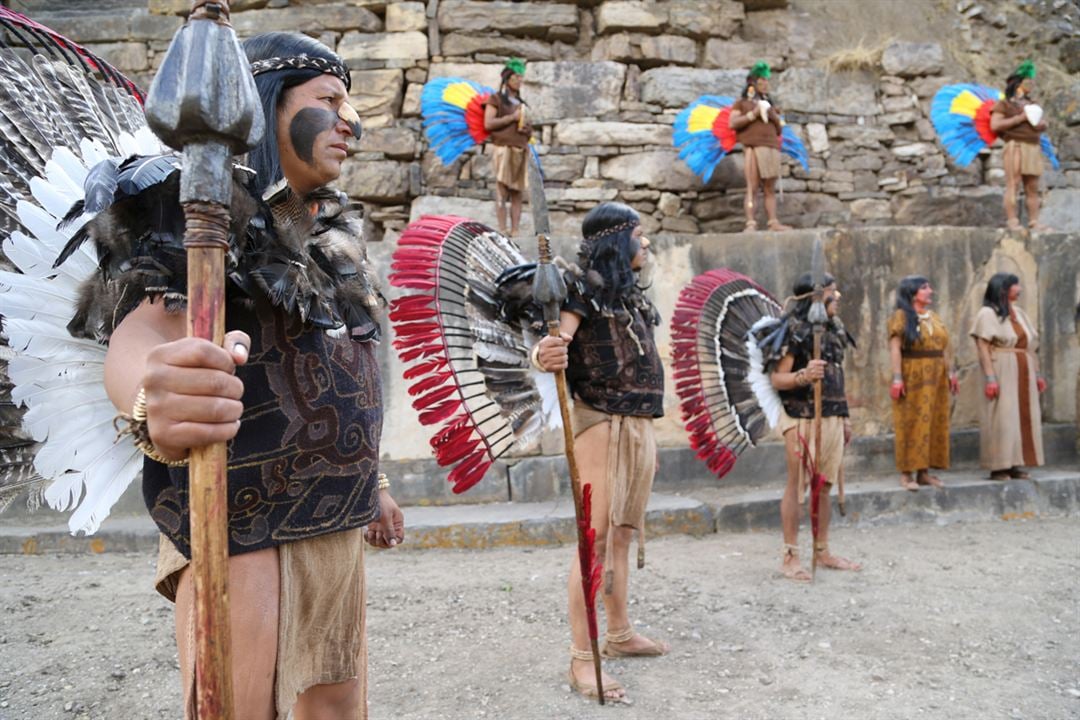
[569,647,627,703]
[1006,219,1023,232]
[916,471,943,488]
[815,543,862,571]
[1007,467,1030,479]
[780,543,812,583]
[767,220,793,231]
[601,626,670,658]
[899,474,919,492]
[744,220,758,232]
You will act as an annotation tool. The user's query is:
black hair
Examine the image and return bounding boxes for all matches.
[1004,73,1025,100]
[789,271,836,320]
[983,272,1019,320]
[579,202,642,310]
[498,66,527,107]
[895,275,930,347]
[741,73,766,100]
[242,33,348,195]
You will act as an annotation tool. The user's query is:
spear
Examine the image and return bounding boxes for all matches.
[143,1,263,716]
[807,238,828,581]
[527,153,605,705]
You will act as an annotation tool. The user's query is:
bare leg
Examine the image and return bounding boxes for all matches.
[567,421,626,701]
[780,429,810,581]
[494,182,509,235]
[509,188,523,236]
[1023,175,1052,231]
[763,177,791,230]
[743,149,761,231]
[1003,144,1022,230]
[816,484,862,571]
[175,547,280,720]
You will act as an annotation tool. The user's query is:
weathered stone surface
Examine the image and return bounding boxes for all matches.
[34,12,131,42]
[738,0,788,8]
[891,142,936,158]
[358,127,418,158]
[526,62,626,123]
[338,31,428,63]
[84,42,149,73]
[555,121,672,146]
[1041,189,1080,233]
[232,5,382,35]
[828,124,895,146]
[537,154,587,183]
[437,1,578,36]
[850,198,892,221]
[658,191,681,216]
[881,41,945,78]
[668,0,744,38]
[401,83,423,116]
[640,68,744,107]
[441,34,554,60]
[1061,38,1080,74]
[892,189,1002,226]
[592,33,697,67]
[340,159,410,202]
[806,122,829,153]
[386,1,427,32]
[703,39,772,69]
[600,151,700,191]
[427,63,504,89]
[776,68,878,116]
[409,194,582,237]
[595,1,665,34]
[349,69,404,116]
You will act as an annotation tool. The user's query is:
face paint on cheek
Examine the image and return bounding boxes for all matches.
[289,107,339,165]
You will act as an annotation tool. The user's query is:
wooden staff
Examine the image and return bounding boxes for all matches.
[144,1,263,715]
[807,239,828,581]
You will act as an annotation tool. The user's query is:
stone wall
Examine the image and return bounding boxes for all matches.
[20,0,1080,239]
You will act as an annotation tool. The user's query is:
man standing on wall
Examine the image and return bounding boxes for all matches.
[483,57,533,237]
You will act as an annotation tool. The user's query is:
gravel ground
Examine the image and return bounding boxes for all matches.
[0,517,1078,720]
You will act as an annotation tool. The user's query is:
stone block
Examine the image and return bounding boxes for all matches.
[130,12,183,41]
[668,0,744,38]
[358,127,418,159]
[776,68,878,116]
[594,1,665,34]
[554,121,672,146]
[538,154,587,183]
[401,83,423,116]
[1061,38,1080,74]
[386,1,427,32]
[349,69,404,116]
[437,1,578,36]
[891,189,1002,226]
[232,5,382,35]
[880,110,920,125]
[658,192,681,216]
[640,67,744,107]
[546,187,619,202]
[703,39,772,69]
[882,95,916,113]
[441,34,554,60]
[600,151,700,191]
[881,41,944,78]
[527,61,626,123]
[338,31,428,63]
[84,42,149,73]
[828,124,895,146]
[891,143,935,158]
[34,12,131,43]
[427,63,504,89]
[806,122,829,153]
[592,33,697,67]
[738,0,788,8]
[850,198,891,221]
[340,159,410,202]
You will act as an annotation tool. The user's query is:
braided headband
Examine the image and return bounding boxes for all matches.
[250,54,350,91]
[583,220,639,244]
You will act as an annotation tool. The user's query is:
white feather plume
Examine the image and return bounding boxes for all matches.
[746,316,784,430]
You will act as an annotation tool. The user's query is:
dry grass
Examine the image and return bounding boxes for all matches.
[820,37,892,74]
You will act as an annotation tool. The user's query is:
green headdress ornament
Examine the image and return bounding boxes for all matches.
[750,61,771,79]
[1014,60,1036,79]
[505,57,527,76]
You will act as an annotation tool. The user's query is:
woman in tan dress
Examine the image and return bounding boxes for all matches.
[970,272,1048,479]
[888,276,959,490]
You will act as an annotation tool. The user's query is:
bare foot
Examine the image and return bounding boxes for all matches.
[781,553,812,583]
[1028,222,1056,233]
[916,470,943,488]
[1006,218,1023,232]
[569,658,627,702]
[899,473,919,491]
[817,551,862,571]
[767,220,793,231]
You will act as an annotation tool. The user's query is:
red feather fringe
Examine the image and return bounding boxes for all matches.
[465,94,491,144]
[578,483,604,637]
[795,432,827,539]
[713,107,738,152]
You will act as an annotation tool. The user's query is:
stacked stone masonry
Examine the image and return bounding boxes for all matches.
[21,0,1080,240]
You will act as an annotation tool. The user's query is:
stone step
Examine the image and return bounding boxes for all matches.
[2,467,1076,555]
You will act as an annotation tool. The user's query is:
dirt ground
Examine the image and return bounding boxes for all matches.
[0,517,1078,720]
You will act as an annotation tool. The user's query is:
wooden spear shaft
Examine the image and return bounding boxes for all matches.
[811,328,823,581]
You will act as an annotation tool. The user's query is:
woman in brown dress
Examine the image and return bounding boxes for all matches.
[483,57,533,237]
[970,272,1047,479]
[888,276,959,491]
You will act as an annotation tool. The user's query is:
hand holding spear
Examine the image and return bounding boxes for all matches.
[527,153,606,705]
[144,1,263,716]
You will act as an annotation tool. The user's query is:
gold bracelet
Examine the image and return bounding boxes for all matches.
[114,388,190,467]
[377,473,390,491]
[529,343,548,373]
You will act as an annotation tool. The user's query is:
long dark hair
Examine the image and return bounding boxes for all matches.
[789,271,836,321]
[983,272,1019,319]
[579,202,642,310]
[498,67,526,107]
[243,33,349,194]
[741,73,768,100]
[895,275,930,347]
[1004,73,1025,100]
